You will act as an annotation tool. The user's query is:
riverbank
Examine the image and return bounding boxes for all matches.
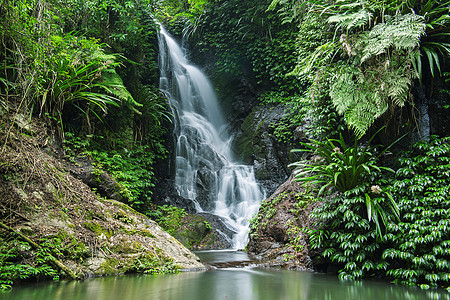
[0,115,204,289]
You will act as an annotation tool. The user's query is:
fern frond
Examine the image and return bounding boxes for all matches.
[344,105,375,139]
[386,75,410,107]
[267,0,307,24]
[328,9,372,32]
[359,14,426,64]
[290,42,338,77]
[329,63,407,138]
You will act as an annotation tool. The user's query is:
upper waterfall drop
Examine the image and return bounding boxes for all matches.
[158,27,265,249]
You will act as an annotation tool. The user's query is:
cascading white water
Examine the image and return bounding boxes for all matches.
[158,27,265,249]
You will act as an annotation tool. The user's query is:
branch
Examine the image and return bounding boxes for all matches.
[0,221,80,280]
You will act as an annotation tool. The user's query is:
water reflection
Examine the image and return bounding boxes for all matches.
[2,251,450,300]
[3,268,450,300]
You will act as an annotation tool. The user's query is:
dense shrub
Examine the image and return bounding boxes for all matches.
[304,136,450,289]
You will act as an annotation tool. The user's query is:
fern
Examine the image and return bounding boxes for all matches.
[359,14,426,64]
[289,42,338,77]
[385,73,410,107]
[329,59,413,138]
[328,8,373,32]
[267,0,308,24]
[330,65,384,137]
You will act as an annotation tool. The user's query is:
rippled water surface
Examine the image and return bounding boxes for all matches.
[2,251,449,300]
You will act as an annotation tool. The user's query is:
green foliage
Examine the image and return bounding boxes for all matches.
[0,0,141,138]
[147,205,187,236]
[192,0,302,93]
[290,133,393,194]
[309,192,388,280]
[267,0,308,24]
[40,35,137,138]
[133,86,172,144]
[281,0,450,138]
[383,136,450,287]
[306,136,450,287]
[0,234,87,290]
[153,0,207,33]
[64,132,164,211]
[291,131,400,239]
[127,249,180,275]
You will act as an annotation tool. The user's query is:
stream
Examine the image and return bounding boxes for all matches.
[2,250,449,300]
[3,27,446,300]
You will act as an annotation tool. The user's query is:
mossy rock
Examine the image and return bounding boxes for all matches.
[83,221,114,239]
[173,214,213,249]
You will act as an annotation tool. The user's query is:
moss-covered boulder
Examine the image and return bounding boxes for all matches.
[247,175,320,270]
[0,118,205,289]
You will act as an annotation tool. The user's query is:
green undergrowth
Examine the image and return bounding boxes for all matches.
[147,205,187,236]
[98,248,180,275]
[64,132,167,212]
[0,229,90,291]
[292,135,450,289]
[0,238,59,291]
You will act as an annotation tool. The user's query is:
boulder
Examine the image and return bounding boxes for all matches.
[247,175,320,270]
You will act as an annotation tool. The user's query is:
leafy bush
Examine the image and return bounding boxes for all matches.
[306,136,450,288]
[147,205,187,236]
[309,190,391,281]
[290,133,394,195]
[383,136,450,288]
[0,238,59,291]
[295,133,400,280]
[272,0,450,138]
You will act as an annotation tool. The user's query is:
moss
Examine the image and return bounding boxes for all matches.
[249,192,289,238]
[170,215,216,249]
[105,199,148,220]
[113,211,134,224]
[139,229,155,238]
[83,221,113,239]
[125,250,180,275]
[99,258,120,274]
[111,240,142,254]
[85,210,94,220]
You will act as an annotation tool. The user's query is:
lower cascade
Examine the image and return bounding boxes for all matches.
[158,27,265,249]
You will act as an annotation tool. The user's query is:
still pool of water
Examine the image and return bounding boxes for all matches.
[1,251,449,300]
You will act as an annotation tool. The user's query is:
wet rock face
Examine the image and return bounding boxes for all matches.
[247,175,320,271]
[232,105,300,195]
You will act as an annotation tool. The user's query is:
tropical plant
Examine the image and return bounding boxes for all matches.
[0,238,60,291]
[383,136,450,288]
[290,131,400,238]
[39,34,141,140]
[271,0,450,138]
[290,132,392,194]
[309,187,394,280]
[133,86,172,144]
[147,205,187,235]
[307,136,450,286]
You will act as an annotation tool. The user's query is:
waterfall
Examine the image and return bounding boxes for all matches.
[158,27,265,249]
